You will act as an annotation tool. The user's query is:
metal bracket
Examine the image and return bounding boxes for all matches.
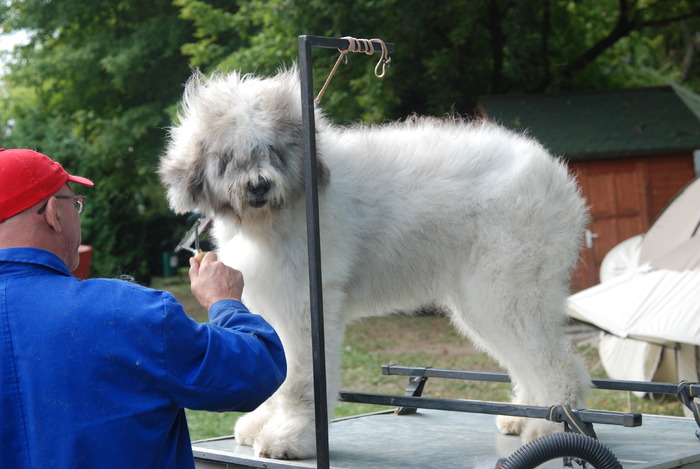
[395,367,429,415]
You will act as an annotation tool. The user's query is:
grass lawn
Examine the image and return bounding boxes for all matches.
[153,275,686,442]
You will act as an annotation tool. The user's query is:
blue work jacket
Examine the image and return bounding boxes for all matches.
[0,247,286,468]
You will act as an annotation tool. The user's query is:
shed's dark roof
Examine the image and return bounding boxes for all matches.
[478,86,700,160]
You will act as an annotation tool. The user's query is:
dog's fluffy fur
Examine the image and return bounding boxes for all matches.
[159,67,591,460]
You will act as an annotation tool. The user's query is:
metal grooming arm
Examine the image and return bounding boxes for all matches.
[374,365,700,438]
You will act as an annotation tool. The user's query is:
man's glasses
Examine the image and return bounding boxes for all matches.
[37,195,86,215]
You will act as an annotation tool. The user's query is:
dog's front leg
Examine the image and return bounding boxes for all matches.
[236,298,346,460]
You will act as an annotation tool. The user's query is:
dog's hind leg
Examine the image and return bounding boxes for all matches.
[448,265,590,442]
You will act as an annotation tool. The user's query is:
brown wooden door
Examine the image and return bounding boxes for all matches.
[569,160,650,292]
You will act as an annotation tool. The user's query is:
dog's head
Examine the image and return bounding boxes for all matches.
[159,66,329,225]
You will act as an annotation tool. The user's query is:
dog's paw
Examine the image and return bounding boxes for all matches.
[496,415,564,441]
[496,414,525,436]
[521,418,563,442]
[234,407,273,447]
[252,413,316,460]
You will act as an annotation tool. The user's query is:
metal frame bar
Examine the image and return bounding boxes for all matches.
[298,35,395,469]
[357,364,700,439]
[338,391,642,428]
[382,365,700,396]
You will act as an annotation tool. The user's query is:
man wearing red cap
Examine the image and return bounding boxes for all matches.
[0,149,286,468]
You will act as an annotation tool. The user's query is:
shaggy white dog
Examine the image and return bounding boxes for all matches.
[159,67,591,460]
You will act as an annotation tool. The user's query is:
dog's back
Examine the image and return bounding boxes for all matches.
[318,117,586,316]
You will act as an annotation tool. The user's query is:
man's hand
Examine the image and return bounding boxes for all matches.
[189,251,244,309]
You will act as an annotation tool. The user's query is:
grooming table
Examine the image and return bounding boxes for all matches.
[193,409,700,469]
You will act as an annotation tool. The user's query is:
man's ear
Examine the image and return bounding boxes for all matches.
[42,197,62,233]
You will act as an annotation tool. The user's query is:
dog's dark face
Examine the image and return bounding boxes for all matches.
[159,68,329,225]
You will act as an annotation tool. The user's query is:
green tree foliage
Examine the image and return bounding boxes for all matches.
[1,0,699,281]
[1,0,194,281]
[177,0,700,121]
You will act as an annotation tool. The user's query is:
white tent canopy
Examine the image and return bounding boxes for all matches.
[568,267,700,345]
[568,177,700,391]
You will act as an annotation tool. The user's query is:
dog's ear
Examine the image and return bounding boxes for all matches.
[316,157,330,189]
[159,140,208,214]
[184,143,208,206]
[270,66,331,188]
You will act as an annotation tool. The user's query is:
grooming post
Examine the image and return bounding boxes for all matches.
[297,35,394,468]
[298,35,329,469]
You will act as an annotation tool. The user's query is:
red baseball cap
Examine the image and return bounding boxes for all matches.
[0,148,94,222]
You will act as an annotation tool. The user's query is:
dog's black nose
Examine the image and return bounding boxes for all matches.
[247,176,271,196]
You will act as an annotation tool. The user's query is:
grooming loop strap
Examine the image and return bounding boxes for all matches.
[548,404,598,439]
[316,36,392,103]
